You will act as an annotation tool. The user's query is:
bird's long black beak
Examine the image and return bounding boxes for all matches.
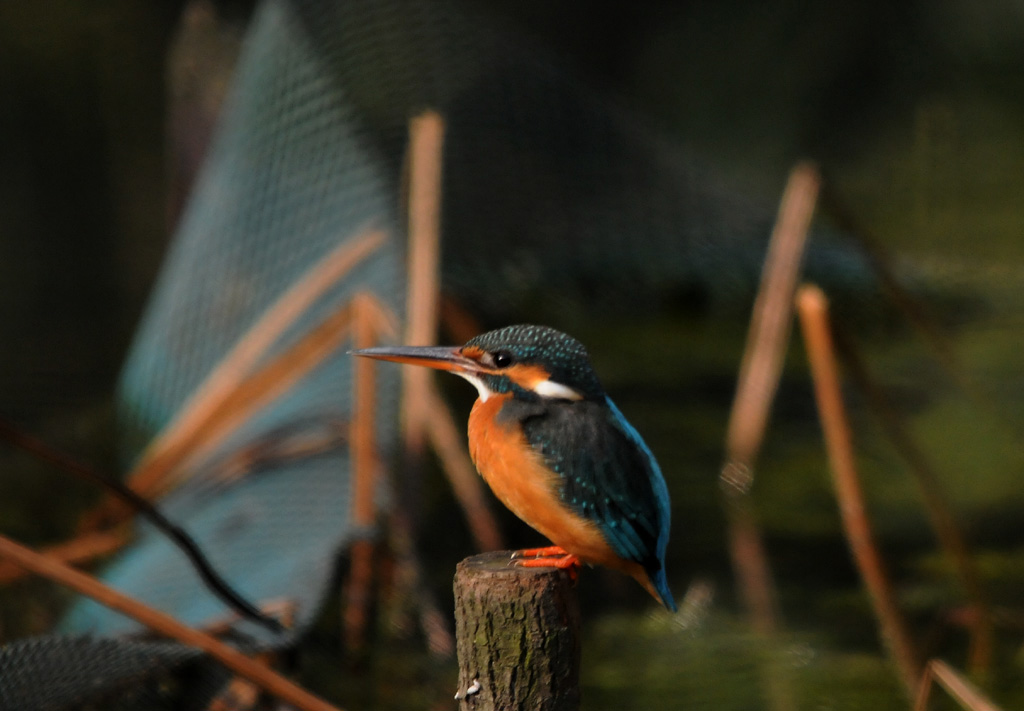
[351,345,480,374]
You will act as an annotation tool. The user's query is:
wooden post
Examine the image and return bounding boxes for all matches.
[454,552,581,711]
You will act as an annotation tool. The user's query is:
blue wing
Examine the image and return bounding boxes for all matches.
[517,396,675,609]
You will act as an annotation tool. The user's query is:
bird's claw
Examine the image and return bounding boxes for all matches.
[510,545,569,559]
[512,554,581,583]
[515,554,580,570]
[509,546,580,577]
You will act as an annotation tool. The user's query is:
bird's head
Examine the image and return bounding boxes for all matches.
[353,324,605,403]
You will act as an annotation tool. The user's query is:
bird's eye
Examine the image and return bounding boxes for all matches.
[492,351,514,369]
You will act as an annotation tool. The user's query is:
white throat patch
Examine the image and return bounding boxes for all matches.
[457,372,494,402]
[457,372,582,402]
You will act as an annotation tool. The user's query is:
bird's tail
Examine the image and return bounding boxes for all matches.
[643,567,677,612]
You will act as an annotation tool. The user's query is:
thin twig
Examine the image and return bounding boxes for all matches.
[0,418,282,632]
[0,533,343,711]
[832,326,994,674]
[0,529,127,584]
[200,598,297,637]
[796,284,921,696]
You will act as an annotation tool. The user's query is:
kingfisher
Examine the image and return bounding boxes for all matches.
[354,324,676,611]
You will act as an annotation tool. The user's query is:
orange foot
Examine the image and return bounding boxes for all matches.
[512,545,568,559]
[509,546,581,580]
[514,552,581,583]
[516,554,580,570]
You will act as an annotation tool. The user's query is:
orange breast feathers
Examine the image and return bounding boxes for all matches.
[467,394,647,581]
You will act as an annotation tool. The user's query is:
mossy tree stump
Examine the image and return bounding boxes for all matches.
[454,551,581,711]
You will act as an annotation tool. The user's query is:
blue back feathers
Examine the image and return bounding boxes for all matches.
[514,397,675,611]
[604,396,675,611]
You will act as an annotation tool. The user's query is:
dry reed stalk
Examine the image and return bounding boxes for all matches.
[125,228,386,504]
[329,289,452,655]
[726,511,778,635]
[0,529,128,585]
[137,301,357,494]
[385,115,442,638]
[402,111,445,451]
[722,162,819,632]
[397,109,440,522]
[724,162,820,488]
[401,111,501,552]
[796,284,921,696]
[363,111,495,658]
[342,293,386,651]
[719,162,819,711]
[914,659,1003,711]
[833,327,994,674]
[350,294,385,528]
[0,533,343,711]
